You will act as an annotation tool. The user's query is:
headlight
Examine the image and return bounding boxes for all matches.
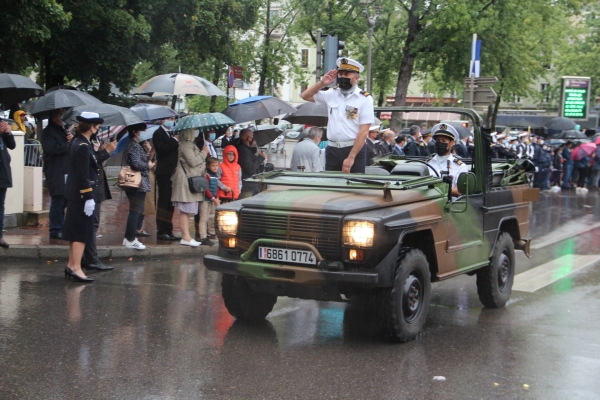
[343,221,374,248]
[216,211,238,235]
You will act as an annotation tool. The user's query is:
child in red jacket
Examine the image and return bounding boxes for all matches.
[217,145,241,202]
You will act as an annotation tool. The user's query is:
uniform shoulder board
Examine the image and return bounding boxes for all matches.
[79,142,88,146]
[360,91,371,97]
[455,159,463,165]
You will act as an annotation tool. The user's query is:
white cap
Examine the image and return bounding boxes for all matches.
[336,57,365,73]
[431,123,459,143]
[369,124,380,132]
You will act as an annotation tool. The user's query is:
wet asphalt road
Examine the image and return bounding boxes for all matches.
[1,191,600,399]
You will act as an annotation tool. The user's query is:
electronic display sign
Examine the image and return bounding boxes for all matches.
[560,77,591,120]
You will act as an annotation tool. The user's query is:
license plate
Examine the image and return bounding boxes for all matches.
[258,247,316,265]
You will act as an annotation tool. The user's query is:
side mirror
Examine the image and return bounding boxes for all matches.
[457,172,476,195]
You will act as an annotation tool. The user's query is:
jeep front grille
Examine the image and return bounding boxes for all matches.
[239,210,341,261]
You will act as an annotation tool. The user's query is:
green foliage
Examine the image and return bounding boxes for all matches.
[0,0,70,73]
[187,96,229,113]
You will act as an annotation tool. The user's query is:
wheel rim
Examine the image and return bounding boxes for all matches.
[497,251,510,291]
[403,272,423,323]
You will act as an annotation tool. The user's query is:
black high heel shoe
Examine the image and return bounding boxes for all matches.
[64,267,94,283]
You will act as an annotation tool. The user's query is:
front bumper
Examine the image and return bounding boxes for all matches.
[203,254,379,288]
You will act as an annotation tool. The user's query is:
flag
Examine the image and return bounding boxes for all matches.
[469,35,481,78]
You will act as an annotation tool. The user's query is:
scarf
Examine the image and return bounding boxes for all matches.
[13,110,27,134]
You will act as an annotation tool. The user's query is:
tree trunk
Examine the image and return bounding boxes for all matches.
[209,60,221,112]
[257,0,271,96]
[43,53,64,90]
[389,2,422,132]
[97,76,111,103]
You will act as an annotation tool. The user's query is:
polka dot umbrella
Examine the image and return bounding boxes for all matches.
[172,112,235,133]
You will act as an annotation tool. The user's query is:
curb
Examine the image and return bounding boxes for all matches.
[0,244,206,261]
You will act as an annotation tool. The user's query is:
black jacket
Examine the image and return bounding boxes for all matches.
[0,132,16,188]
[153,126,179,176]
[236,142,265,194]
[365,138,381,165]
[65,136,98,202]
[41,121,69,196]
[404,136,421,156]
[454,140,469,158]
[221,135,233,149]
[95,148,112,202]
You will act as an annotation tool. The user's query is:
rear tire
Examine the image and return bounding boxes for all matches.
[379,249,431,342]
[221,274,277,321]
[477,232,515,308]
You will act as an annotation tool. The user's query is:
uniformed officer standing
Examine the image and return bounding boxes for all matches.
[301,57,374,173]
[62,112,104,283]
[426,123,469,197]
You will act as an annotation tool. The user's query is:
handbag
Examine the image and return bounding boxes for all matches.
[118,144,142,189]
[180,160,208,194]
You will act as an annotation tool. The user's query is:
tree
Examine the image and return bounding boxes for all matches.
[0,0,70,74]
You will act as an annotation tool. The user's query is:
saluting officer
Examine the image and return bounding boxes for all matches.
[426,123,469,197]
[62,112,104,283]
[301,57,374,173]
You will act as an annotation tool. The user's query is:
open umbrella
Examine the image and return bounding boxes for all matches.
[172,112,234,133]
[571,141,597,161]
[0,73,45,108]
[31,89,102,118]
[130,103,178,121]
[133,73,226,97]
[555,130,587,139]
[63,104,144,127]
[545,116,576,136]
[222,95,296,123]
[451,124,471,139]
[252,125,283,148]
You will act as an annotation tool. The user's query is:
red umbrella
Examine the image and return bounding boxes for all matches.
[571,142,597,161]
[595,136,600,145]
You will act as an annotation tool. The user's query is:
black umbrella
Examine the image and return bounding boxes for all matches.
[222,95,296,123]
[31,89,102,118]
[0,73,45,109]
[252,125,283,147]
[63,104,145,127]
[130,103,178,121]
[545,117,576,132]
[450,124,471,139]
[555,130,587,139]
[282,102,329,126]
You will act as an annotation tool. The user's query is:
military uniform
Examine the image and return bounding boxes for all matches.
[313,58,374,173]
[63,134,99,245]
[426,124,469,188]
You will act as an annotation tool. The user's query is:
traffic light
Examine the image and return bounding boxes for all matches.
[323,36,344,87]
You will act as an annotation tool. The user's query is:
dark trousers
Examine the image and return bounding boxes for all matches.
[577,167,588,187]
[0,187,6,238]
[562,162,573,188]
[49,195,67,235]
[552,170,562,186]
[325,146,366,173]
[155,173,174,235]
[125,191,146,241]
[83,201,102,265]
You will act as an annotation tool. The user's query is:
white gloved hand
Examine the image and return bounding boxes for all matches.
[535,167,539,172]
[84,199,95,217]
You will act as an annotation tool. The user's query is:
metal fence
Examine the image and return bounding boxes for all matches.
[24,143,43,167]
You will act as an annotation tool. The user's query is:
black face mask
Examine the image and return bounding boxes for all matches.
[338,77,353,90]
[434,141,450,156]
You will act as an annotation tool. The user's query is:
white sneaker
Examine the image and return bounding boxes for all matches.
[180,239,200,247]
[124,238,146,250]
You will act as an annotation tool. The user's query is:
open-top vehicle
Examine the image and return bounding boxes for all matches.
[204,107,539,342]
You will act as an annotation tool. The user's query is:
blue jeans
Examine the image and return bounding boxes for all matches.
[49,195,67,235]
[562,162,573,188]
[125,191,146,241]
[0,188,7,238]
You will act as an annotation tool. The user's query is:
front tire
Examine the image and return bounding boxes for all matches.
[477,232,515,308]
[221,274,277,321]
[379,249,431,342]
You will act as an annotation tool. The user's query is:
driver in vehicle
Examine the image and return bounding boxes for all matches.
[426,123,469,196]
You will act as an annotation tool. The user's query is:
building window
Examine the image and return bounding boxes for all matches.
[269,10,279,19]
[540,83,550,103]
[301,49,308,68]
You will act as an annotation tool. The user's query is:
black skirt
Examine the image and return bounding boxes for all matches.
[63,200,95,245]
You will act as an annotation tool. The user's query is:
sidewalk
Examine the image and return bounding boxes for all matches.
[1,185,210,260]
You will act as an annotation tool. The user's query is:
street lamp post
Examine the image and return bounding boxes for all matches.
[360,0,382,93]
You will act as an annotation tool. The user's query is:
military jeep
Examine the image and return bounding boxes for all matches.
[204,107,539,342]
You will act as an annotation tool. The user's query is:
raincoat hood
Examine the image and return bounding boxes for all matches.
[13,110,27,133]
[222,144,239,165]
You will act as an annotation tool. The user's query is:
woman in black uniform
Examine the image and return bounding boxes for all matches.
[63,112,104,282]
